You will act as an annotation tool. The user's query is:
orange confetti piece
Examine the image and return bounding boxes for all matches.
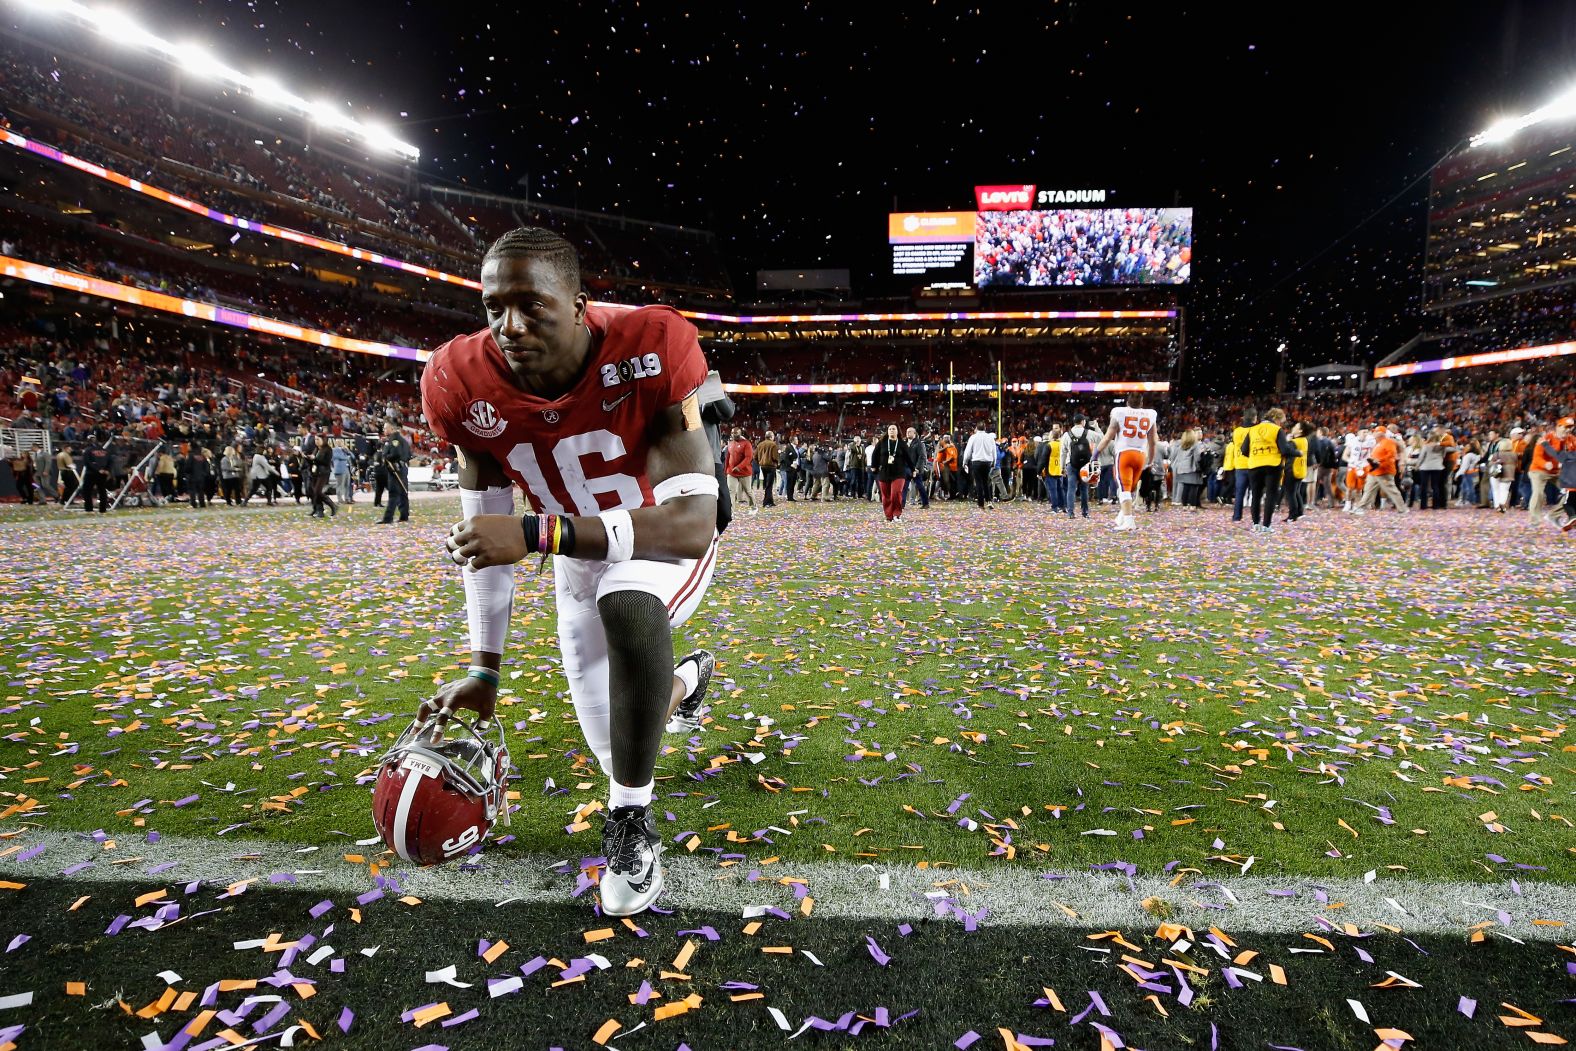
[134,888,168,908]
[0,881,24,891]
[411,1003,451,1027]
[1526,1034,1568,1046]
[584,928,616,944]
[185,1011,216,1037]
[482,940,510,964]
[65,982,85,996]
[672,940,696,972]
[68,896,90,912]
[761,946,793,955]
[1042,988,1064,1012]
[1270,964,1287,986]
[592,1019,622,1045]
[731,992,764,1002]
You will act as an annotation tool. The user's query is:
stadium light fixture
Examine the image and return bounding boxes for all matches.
[1470,80,1576,148]
[176,42,236,82]
[3,0,422,161]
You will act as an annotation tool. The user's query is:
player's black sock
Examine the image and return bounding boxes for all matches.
[599,590,676,788]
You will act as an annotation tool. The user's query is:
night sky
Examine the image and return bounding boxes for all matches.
[119,1,1576,388]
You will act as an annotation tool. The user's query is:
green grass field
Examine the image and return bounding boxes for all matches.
[1,495,1572,1050]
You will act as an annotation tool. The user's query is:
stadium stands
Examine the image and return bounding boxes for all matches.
[0,31,734,302]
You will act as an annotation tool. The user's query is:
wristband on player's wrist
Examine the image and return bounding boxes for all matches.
[519,513,577,557]
[466,665,500,687]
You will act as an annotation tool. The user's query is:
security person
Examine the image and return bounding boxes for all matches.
[378,424,411,524]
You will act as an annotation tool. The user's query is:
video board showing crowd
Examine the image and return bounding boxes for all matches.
[888,204,1194,289]
[974,207,1193,288]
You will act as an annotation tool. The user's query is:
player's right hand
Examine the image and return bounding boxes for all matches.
[418,675,498,729]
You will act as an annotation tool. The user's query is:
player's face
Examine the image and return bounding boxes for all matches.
[481,256,588,381]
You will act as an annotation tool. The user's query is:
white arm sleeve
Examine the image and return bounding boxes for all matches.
[460,486,516,655]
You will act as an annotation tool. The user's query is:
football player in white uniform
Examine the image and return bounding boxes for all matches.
[1090,397,1159,531]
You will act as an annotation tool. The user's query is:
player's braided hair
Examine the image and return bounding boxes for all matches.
[483,227,581,291]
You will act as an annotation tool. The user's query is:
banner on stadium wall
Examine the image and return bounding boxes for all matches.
[0,128,483,292]
[0,254,430,362]
[721,381,1170,395]
[1373,339,1576,378]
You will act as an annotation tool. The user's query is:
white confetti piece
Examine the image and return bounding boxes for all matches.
[800,950,824,967]
[156,970,182,985]
[488,977,523,998]
[306,945,335,966]
[424,964,473,988]
[1,990,37,1009]
[1347,999,1369,1023]
[768,1007,791,1031]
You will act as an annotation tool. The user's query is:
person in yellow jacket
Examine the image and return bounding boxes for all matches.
[1043,426,1065,512]
[1226,408,1256,522]
[1283,421,1309,522]
[1238,407,1299,534]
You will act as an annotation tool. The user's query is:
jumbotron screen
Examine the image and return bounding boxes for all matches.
[974,207,1193,287]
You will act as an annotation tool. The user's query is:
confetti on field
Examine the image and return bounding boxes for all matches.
[0,498,1571,1048]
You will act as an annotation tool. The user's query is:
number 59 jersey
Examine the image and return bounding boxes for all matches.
[1110,406,1157,456]
[421,304,709,516]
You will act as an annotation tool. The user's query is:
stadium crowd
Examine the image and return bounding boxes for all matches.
[5,324,1574,534]
[0,330,445,516]
[717,370,1576,530]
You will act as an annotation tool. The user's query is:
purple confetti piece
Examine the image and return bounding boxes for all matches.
[309,900,334,919]
[1457,996,1476,1018]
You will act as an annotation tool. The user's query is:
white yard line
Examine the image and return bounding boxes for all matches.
[1,830,1567,941]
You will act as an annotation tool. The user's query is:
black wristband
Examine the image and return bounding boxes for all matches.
[520,513,540,554]
[558,516,577,557]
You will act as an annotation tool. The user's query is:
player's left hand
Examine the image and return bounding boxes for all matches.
[445,515,528,570]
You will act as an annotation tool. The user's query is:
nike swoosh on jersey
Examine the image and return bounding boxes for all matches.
[602,392,633,411]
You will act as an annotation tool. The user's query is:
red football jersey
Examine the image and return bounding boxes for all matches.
[421,304,708,515]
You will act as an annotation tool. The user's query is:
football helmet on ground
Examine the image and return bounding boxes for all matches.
[372,714,511,866]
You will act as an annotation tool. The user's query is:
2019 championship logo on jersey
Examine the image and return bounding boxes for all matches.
[461,399,507,438]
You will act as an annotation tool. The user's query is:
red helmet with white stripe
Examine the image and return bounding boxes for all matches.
[372,715,510,866]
